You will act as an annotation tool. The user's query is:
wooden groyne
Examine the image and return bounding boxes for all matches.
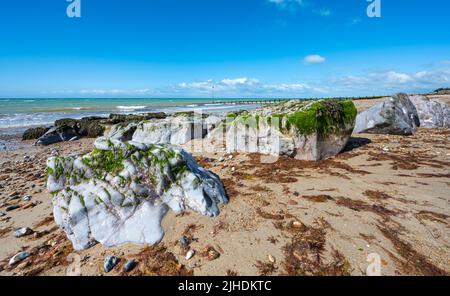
[212,96,387,105]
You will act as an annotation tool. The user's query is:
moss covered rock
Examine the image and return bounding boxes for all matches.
[219,99,357,160]
[47,139,228,250]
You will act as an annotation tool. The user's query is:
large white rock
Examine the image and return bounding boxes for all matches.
[47,140,228,251]
[354,93,420,135]
[216,100,357,161]
[131,115,207,145]
[409,95,450,128]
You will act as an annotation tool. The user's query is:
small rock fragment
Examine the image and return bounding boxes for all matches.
[103,256,120,273]
[22,195,32,202]
[5,205,20,212]
[185,249,195,260]
[14,227,33,238]
[179,235,190,249]
[268,255,275,263]
[0,212,6,217]
[9,251,30,266]
[123,259,137,272]
[291,221,303,228]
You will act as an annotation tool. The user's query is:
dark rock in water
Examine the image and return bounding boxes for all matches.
[123,259,137,272]
[354,93,420,135]
[55,117,106,138]
[107,112,167,124]
[79,117,106,137]
[104,256,120,273]
[22,127,51,140]
[55,118,80,129]
[5,205,20,212]
[36,126,80,146]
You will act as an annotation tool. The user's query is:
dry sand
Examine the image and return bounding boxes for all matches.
[0,96,449,276]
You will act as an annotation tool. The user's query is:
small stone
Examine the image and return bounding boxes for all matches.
[0,212,6,217]
[268,255,275,263]
[231,167,235,172]
[22,195,32,202]
[179,235,189,248]
[291,221,303,228]
[103,256,120,273]
[5,205,20,212]
[9,251,30,266]
[185,249,195,260]
[228,155,233,160]
[123,259,137,272]
[218,157,224,162]
[14,227,33,238]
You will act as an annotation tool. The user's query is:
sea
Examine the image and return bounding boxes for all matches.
[0,97,262,149]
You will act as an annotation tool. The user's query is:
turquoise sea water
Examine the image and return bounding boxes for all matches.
[0,97,262,134]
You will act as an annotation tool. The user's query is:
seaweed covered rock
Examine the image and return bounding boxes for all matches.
[354,93,420,135]
[220,100,356,160]
[46,139,228,250]
[107,112,167,124]
[132,116,208,145]
[22,127,51,140]
[409,95,450,128]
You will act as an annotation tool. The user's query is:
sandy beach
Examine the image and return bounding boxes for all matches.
[0,96,449,276]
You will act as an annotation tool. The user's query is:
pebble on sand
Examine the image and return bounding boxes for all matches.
[22,195,32,202]
[123,259,137,272]
[185,249,195,260]
[14,227,33,238]
[9,251,31,266]
[104,256,120,273]
[5,205,20,212]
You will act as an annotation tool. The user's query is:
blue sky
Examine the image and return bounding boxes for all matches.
[0,0,449,98]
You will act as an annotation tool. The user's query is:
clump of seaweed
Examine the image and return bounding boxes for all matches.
[301,195,334,203]
[255,260,278,276]
[256,208,285,220]
[377,225,447,275]
[129,244,193,276]
[281,218,351,276]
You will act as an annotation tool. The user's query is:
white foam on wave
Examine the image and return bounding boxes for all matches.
[116,106,147,110]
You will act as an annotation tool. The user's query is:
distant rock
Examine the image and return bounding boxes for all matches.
[132,115,208,145]
[214,100,357,160]
[354,93,420,135]
[22,127,51,141]
[36,126,80,146]
[409,95,450,128]
[47,139,228,250]
[107,112,167,124]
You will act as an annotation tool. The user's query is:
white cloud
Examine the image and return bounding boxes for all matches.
[304,54,326,64]
[268,0,305,9]
[315,8,331,16]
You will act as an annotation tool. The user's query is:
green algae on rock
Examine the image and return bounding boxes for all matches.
[46,139,228,251]
[218,100,357,160]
